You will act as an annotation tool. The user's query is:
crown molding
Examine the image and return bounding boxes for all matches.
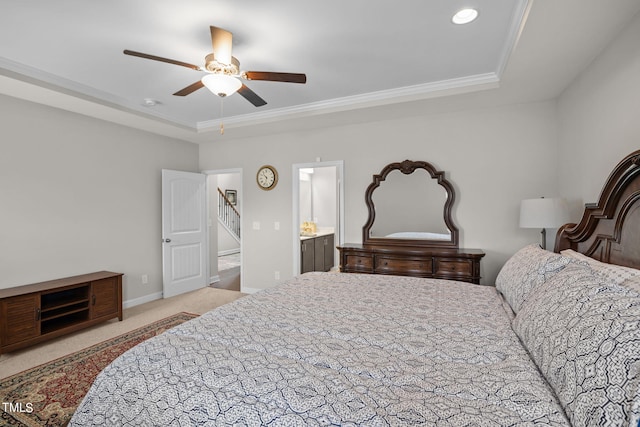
[496,0,533,78]
[1,58,506,135]
[196,72,500,132]
[0,57,194,129]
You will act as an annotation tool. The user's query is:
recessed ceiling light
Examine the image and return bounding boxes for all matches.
[452,8,479,25]
[142,98,160,107]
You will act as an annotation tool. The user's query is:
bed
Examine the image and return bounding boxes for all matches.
[384,232,451,240]
[70,150,640,426]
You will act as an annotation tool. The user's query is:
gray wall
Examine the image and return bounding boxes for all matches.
[558,11,640,209]
[309,166,337,229]
[0,95,199,304]
[200,100,559,290]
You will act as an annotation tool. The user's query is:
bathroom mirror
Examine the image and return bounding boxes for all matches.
[362,160,459,248]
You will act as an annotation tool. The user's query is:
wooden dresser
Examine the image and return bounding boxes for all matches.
[0,271,123,354]
[339,159,485,284]
[338,244,484,284]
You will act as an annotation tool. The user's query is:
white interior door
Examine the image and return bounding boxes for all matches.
[162,169,208,298]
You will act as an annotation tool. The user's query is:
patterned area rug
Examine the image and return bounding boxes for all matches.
[0,312,198,427]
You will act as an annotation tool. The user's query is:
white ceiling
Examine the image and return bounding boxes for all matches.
[1,1,640,143]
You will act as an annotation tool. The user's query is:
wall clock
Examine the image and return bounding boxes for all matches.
[256,165,278,191]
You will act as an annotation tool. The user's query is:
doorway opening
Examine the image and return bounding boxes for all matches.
[204,169,242,292]
[292,161,344,276]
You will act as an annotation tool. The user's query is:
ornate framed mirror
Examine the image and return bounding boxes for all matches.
[362,160,459,249]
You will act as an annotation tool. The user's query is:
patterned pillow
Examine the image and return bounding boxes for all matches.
[495,244,572,313]
[560,249,594,262]
[513,262,640,427]
[561,249,640,284]
[622,276,640,294]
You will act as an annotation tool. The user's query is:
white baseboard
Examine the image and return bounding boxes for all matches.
[123,291,163,309]
[240,286,262,294]
[209,275,220,284]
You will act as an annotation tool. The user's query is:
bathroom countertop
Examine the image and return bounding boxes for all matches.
[300,229,334,240]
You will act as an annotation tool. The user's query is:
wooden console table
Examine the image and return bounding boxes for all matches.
[0,271,123,354]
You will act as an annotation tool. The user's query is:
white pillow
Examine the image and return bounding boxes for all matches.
[495,244,572,313]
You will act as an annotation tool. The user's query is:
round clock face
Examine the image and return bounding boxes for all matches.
[257,165,278,190]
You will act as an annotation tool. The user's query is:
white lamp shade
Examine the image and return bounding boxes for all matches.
[519,198,569,228]
[201,74,242,97]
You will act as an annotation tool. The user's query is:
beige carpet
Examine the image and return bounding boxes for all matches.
[0,287,245,380]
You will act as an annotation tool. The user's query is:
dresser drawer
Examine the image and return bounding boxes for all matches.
[375,257,432,275]
[344,255,374,272]
[434,259,473,276]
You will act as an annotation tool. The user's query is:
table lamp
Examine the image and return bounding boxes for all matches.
[519,197,569,250]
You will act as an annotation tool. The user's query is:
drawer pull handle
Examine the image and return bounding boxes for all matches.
[92,294,96,306]
[36,308,41,321]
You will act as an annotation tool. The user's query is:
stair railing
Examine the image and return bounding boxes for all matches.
[218,188,240,240]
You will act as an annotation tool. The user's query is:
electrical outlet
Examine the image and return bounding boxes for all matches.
[274,221,280,230]
[253,221,260,230]
[275,271,280,280]
[141,274,148,284]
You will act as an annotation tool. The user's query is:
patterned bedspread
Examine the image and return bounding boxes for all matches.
[70,273,569,426]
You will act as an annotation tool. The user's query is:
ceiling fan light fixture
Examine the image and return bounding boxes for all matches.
[452,8,479,24]
[205,54,240,75]
[124,25,304,108]
[201,74,242,97]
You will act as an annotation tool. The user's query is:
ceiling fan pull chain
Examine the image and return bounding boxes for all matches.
[220,96,225,135]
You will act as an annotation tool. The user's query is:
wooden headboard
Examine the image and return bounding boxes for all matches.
[555,149,640,270]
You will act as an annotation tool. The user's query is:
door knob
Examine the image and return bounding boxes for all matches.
[164,238,171,243]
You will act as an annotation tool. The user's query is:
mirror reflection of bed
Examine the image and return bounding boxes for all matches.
[370,168,451,240]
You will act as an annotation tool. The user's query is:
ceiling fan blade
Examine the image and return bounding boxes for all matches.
[123,50,201,71]
[173,80,205,96]
[238,84,267,107]
[210,26,233,65]
[244,71,306,84]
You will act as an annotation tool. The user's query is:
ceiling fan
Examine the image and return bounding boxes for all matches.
[124,26,306,107]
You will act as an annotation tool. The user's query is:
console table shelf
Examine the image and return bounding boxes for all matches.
[0,271,123,354]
